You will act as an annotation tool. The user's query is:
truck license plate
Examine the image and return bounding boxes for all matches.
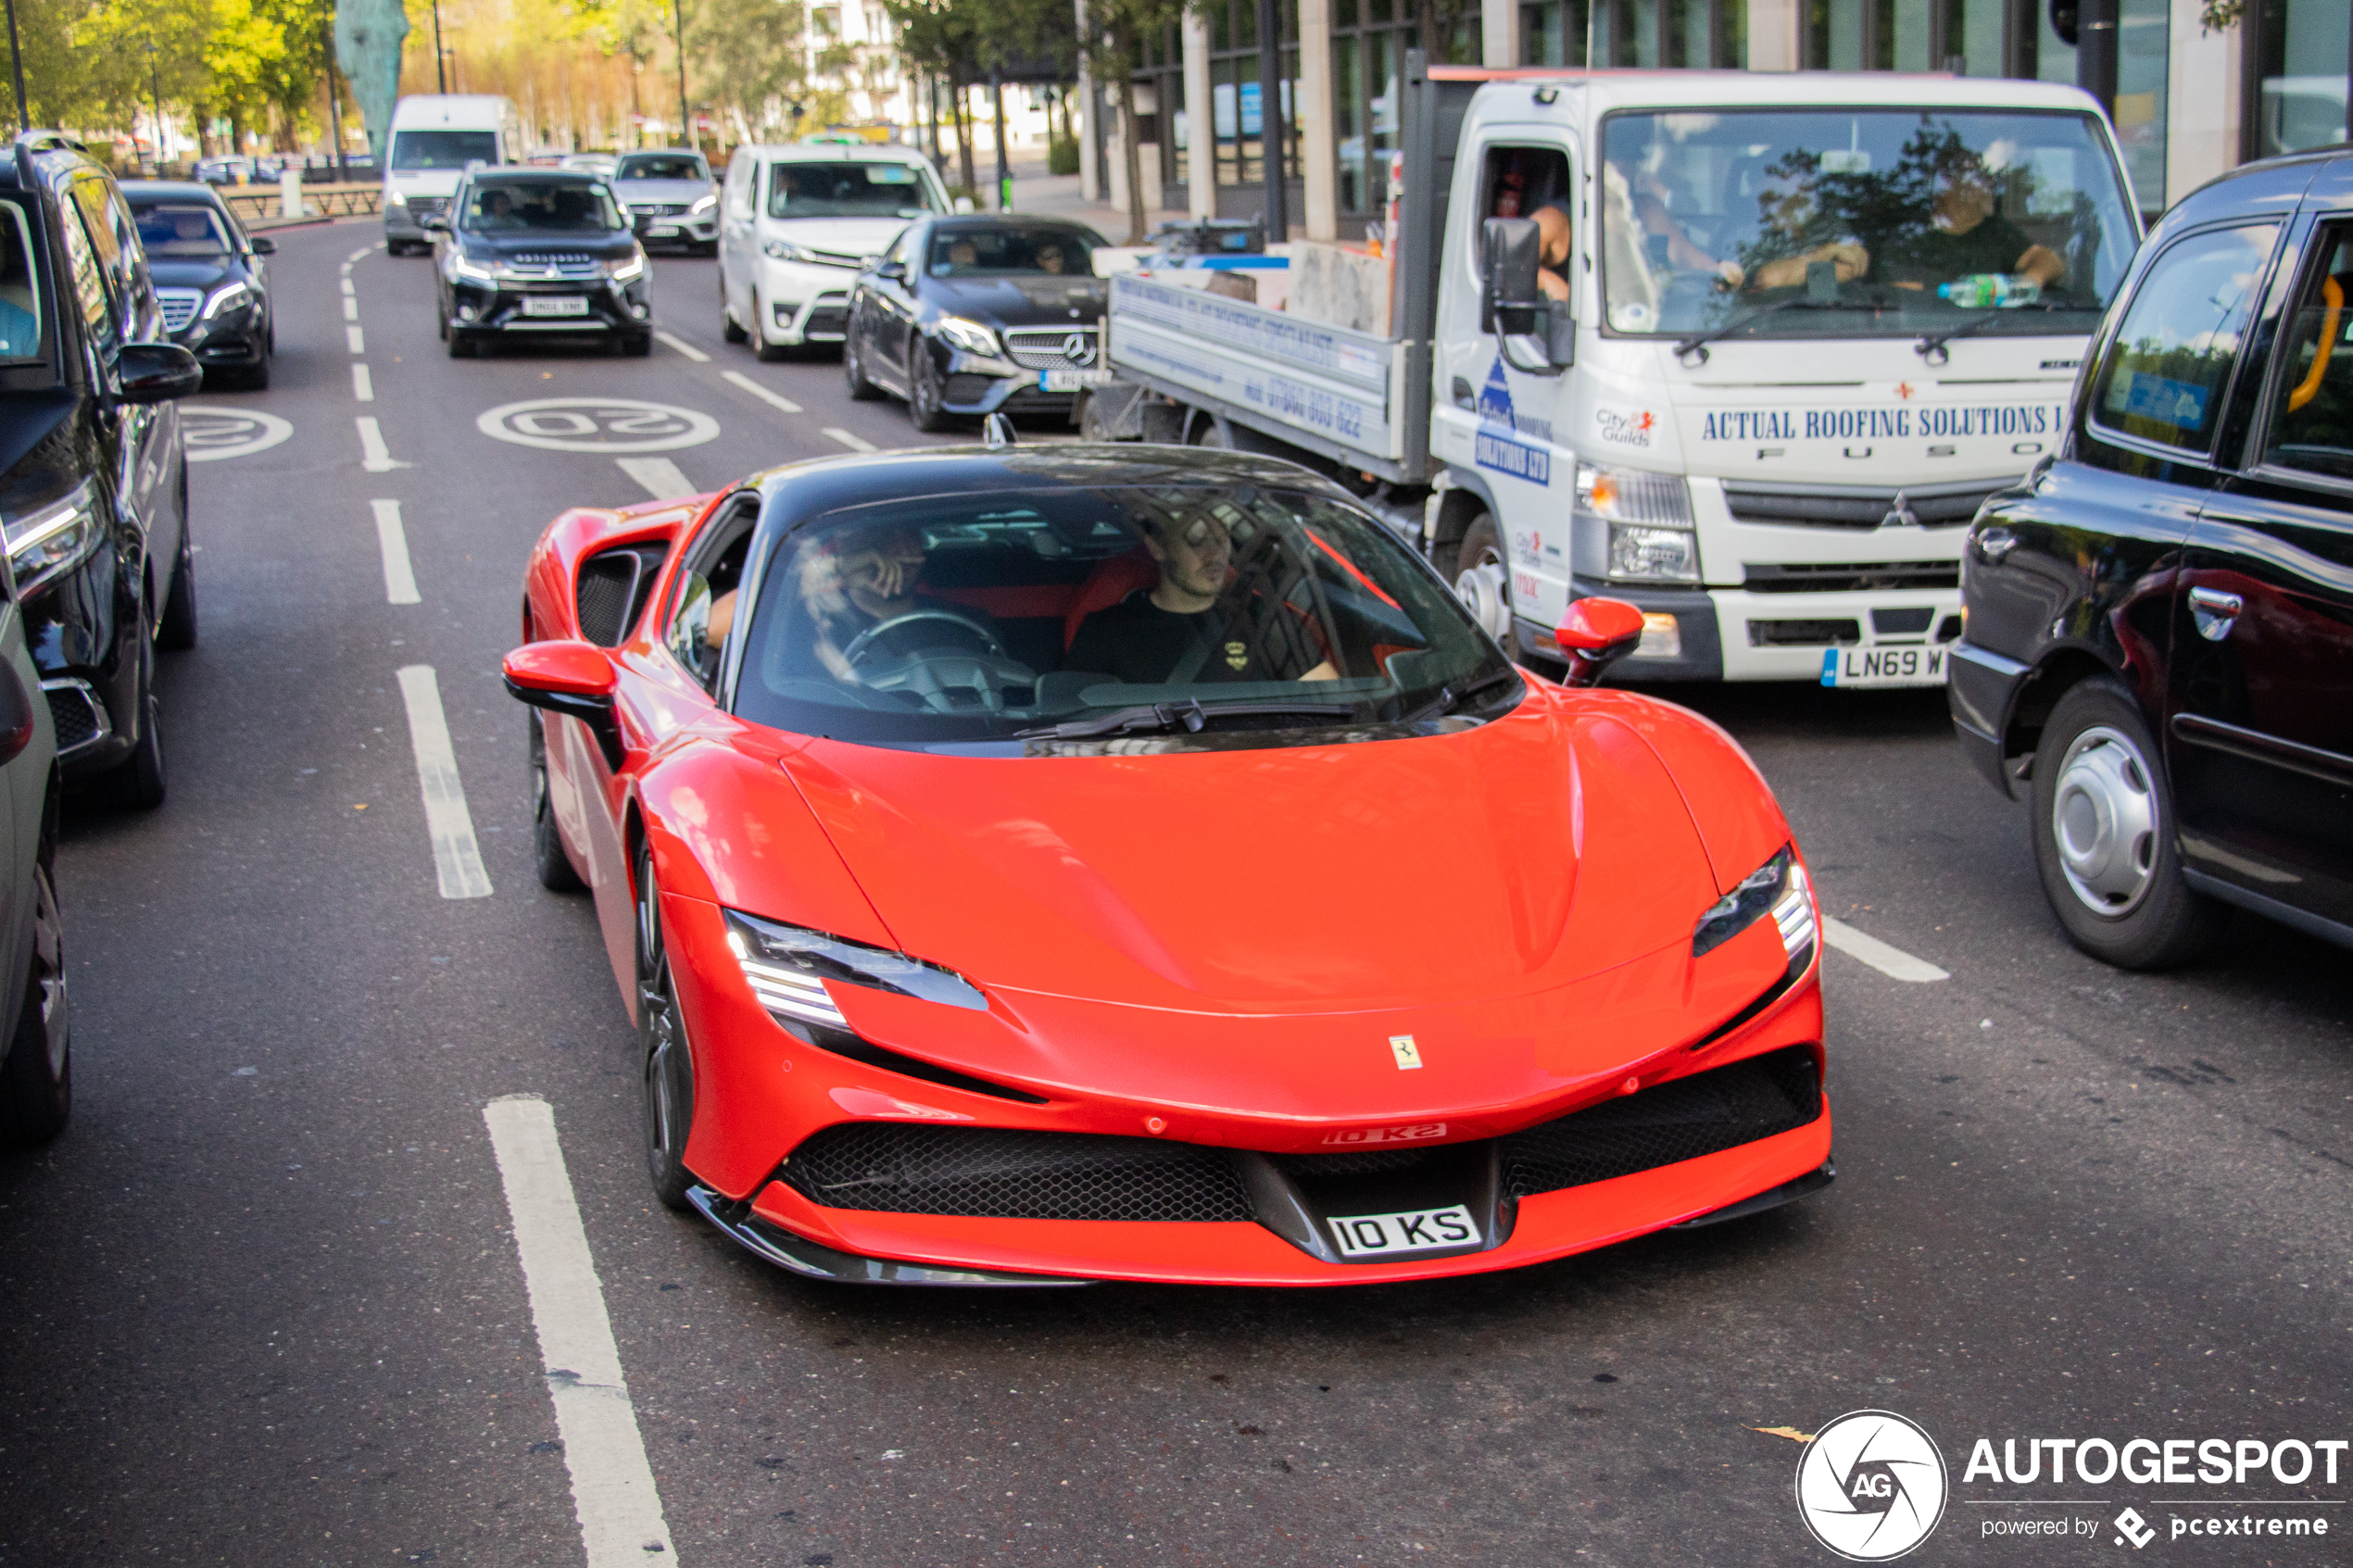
[522,295,589,318]
[1328,1204,1478,1259]
[1821,645,1947,688]
[1040,369,1113,393]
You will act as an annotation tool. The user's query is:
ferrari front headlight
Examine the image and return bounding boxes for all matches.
[1691,846,1815,965]
[2,480,101,596]
[724,908,988,1026]
[934,315,1001,357]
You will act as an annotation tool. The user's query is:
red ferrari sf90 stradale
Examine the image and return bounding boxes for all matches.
[505,445,1831,1286]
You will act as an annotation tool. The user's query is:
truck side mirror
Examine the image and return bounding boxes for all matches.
[1555,597,1646,688]
[1481,217,1542,336]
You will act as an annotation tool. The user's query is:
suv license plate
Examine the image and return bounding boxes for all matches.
[1040,369,1113,393]
[522,295,590,318]
[1328,1204,1479,1259]
[1821,645,1947,688]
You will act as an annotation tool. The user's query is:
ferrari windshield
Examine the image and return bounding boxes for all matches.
[1600,108,2138,340]
[730,482,1519,754]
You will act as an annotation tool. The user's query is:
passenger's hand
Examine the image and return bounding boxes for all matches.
[1537,270,1569,302]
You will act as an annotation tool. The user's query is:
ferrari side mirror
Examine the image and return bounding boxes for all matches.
[1555,597,1647,688]
[503,640,623,766]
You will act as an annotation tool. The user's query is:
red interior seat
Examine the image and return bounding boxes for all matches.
[1063,547,1160,649]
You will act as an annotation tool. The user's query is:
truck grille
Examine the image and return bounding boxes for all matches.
[1723,482,1996,530]
[1747,619,1863,648]
[407,196,448,219]
[157,289,202,333]
[1743,562,1960,595]
[1004,326,1101,371]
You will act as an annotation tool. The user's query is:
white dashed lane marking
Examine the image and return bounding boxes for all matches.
[356,416,408,472]
[823,427,876,452]
[617,457,696,500]
[652,329,709,362]
[483,1098,676,1567]
[343,296,359,321]
[1822,918,1950,983]
[340,277,355,297]
[371,499,420,605]
[395,666,492,900]
[346,245,373,263]
[352,363,373,402]
[721,369,802,414]
[346,323,365,355]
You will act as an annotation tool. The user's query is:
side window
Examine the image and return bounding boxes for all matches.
[56,198,120,356]
[665,500,760,690]
[888,223,922,268]
[1478,145,1575,292]
[2091,223,2280,455]
[69,181,136,318]
[2262,224,2353,483]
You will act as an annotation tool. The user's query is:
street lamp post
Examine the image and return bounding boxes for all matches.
[4,0,29,133]
[321,20,347,182]
[672,0,691,154]
[432,0,447,94]
[147,37,166,174]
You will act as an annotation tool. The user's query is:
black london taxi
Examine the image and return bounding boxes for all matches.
[1949,148,2353,969]
[0,132,200,809]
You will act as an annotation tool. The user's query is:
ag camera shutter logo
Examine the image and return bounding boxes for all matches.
[1794,1410,1949,1561]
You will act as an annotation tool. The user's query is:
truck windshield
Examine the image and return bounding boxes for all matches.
[1598,109,2137,340]
[730,482,1518,754]
[392,131,501,171]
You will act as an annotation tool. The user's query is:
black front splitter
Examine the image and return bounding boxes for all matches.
[685,1185,1094,1287]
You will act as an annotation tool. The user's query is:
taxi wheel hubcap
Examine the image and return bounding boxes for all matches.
[2052,724,2159,917]
[1453,549,1512,641]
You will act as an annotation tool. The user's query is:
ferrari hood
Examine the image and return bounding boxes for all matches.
[783,696,1726,1016]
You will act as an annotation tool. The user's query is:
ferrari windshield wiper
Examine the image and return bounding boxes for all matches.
[1401,667,1521,724]
[1673,298,1851,365]
[1016,698,1356,742]
[1914,300,2078,363]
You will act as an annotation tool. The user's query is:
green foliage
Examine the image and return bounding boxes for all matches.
[682,0,811,138]
[1048,135,1077,175]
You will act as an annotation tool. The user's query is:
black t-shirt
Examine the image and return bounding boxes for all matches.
[1893,215,2035,287]
[1064,590,1325,684]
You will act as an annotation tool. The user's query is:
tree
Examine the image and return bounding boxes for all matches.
[685,0,808,141]
[1077,0,1187,241]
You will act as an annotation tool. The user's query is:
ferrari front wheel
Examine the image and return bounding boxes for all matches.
[529,711,585,893]
[635,841,697,1211]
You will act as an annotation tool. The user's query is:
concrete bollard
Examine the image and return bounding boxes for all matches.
[280,168,303,220]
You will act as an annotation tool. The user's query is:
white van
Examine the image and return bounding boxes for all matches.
[717,142,959,357]
[383,95,525,254]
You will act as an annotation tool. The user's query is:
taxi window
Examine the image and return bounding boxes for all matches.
[2091,223,2280,455]
[2262,225,2353,483]
[0,200,47,363]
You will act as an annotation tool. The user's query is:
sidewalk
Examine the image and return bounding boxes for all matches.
[994,158,1186,242]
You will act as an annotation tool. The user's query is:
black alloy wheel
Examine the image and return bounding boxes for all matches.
[843,320,882,400]
[0,813,69,1146]
[107,609,165,809]
[157,514,197,651]
[636,841,697,1211]
[908,331,952,433]
[529,710,585,893]
[2029,677,2217,970]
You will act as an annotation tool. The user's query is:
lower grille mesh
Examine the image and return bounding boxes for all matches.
[1500,1047,1821,1199]
[44,685,105,754]
[785,1124,1254,1222]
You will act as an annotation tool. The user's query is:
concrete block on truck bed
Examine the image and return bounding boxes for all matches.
[1287,240,1391,335]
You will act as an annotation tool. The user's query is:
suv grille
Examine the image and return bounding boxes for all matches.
[1743,562,1960,595]
[628,202,687,217]
[1724,482,1996,530]
[783,1124,1256,1222]
[506,251,602,277]
[1500,1047,1821,1199]
[1004,326,1101,371]
[157,288,202,333]
[42,681,108,756]
[408,196,448,218]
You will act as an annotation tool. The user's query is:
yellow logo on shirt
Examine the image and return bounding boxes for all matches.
[1224,641,1248,671]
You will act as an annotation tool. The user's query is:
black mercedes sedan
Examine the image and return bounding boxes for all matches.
[120,181,275,389]
[1949,145,2353,971]
[423,169,652,357]
[843,216,1110,431]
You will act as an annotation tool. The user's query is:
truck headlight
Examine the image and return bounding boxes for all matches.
[934,315,1001,357]
[3,480,101,596]
[1691,847,1815,968]
[1578,462,1699,583]
[385,189,408,207]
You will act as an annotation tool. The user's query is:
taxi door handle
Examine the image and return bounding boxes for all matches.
[2188,586,2244,642]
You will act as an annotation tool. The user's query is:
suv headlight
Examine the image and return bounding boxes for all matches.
[608,251,646,282]
[1577,462,1699,583]
[449,251,500,283]
[385,189,407,207]
[3,480,101,596]
[764,238,822,263]
[689,193,717,216]
[934,315,1001,357]
[724,909,988,1026]
[1691,847,1816,967]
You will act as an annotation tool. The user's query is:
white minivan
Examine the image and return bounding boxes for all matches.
[717,142,959,357]
[384,95,525,254]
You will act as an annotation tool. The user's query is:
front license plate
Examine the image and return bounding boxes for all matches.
[1039,369,1114,393]
[648,224,678,237]
[1820,645,1947,688]
[1328,1204,1479,1259]
[522,295,590,318]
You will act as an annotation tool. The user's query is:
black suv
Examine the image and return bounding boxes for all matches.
[424,169,652,357]
[1951,149,2353,969]
[0,132,201,808]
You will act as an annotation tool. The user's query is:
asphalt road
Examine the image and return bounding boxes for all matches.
[0,219,2344,1568]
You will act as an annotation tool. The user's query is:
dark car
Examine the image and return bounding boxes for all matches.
[0,132,201,809]
[120,181,275,389]
[843,216,1110,431]
[424,169,652,358]
[1949,148,2353,969]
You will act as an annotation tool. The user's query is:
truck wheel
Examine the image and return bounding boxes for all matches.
[2029,678,2217,970]
[1451,514,1514,643]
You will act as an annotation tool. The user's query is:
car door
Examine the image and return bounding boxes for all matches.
[867,221,925,384]
[2168,215,2353,932]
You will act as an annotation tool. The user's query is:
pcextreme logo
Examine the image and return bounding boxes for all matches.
[1794,1410,1950,1561]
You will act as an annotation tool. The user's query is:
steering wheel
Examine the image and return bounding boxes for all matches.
[839,608,1007,669]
